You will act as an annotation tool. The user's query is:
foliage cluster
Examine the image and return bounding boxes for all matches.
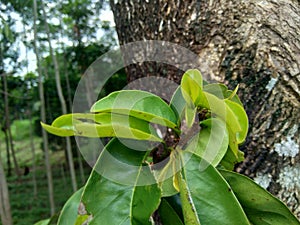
[41,69,300,225]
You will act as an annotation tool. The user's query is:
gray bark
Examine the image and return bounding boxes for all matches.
[110,0,300,218]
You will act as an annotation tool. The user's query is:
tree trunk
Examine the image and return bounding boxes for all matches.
[0,158,13,225]
[110,0,300,218]
[41,0,78,192]
[3,73,21,178]
[33,0,55,215]
[28,109,38,197]
[2,127,11,177]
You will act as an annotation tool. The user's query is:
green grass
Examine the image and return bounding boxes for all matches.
[7,165,87,225]
[0,120,91,225]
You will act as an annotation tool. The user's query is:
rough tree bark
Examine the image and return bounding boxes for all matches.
[110,0,300,218]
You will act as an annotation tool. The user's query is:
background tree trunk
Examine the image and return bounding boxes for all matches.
[3,73,20,178]
[0,159,13,225]
[33,0,55,215]
[41,0,77,192]
[110,0,300,218]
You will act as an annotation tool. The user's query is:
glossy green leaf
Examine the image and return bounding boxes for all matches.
[225,99,248,143]
[220,170,300,225]
[90,90,178,129]
[181,69,203,107]
[41,113,162,142]
[170,86,186,125]
[184,106,197,128]
[158,198,184,225]
[41,122,75,137]
[154,150,182,197]
[203,84,248,144]
[220,147,244,170]
[181,152,250,225]
[81,138,161,225]
[203,83,243,106]
[203,83,228,99]
[57,188,83,225]
[197,91,248,145]
[184,118,229,167]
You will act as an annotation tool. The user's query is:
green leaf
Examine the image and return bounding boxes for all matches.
[181,152,250,225]
[81,138,161,225]
[41,113,162,142]
[34,219,50,225]
[181,69,203,107]
[203,83,248,145]
[57,188,84,225]
[184,118,229,167]
[41,122,75,137]
[220,170,300,225]
[225,99,248,143]
[203,83,243,106]
[197,91,248,145]
[184,106,197,128]
[158,198,184,225]
[170,86,186,125]
[220,147,244,170]
[90,90,178,130]
[203,83,229,99]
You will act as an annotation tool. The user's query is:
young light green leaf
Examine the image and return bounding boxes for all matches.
[153,150,180,197]
[184,106,197,128]
[197,91,248,145]
[181,152,251,225]
[41,122,75,137]
[220,147,244,170]
[181,69,204,107]
[225,99,248,143]
[41,113,162,142]
[227,84,239,100]
[203,83,229,99]
[184,118,229,167]
[203,83,243,106]
[158,198,184,225]
[57,188,84,225]
[220,170,300,225]
[90,90,178,130]
[81,138,161,225]
[170,86,186,125]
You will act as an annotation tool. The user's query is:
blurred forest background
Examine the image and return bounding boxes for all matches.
[0,1,126,224]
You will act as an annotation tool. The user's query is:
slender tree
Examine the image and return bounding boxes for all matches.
[110,0,300,218]
[0,158,12,225]
[33,0,55,215]
[3,72,21,177]
[41,0,77,192]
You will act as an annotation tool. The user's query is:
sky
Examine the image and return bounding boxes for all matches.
[3,3,116,77]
